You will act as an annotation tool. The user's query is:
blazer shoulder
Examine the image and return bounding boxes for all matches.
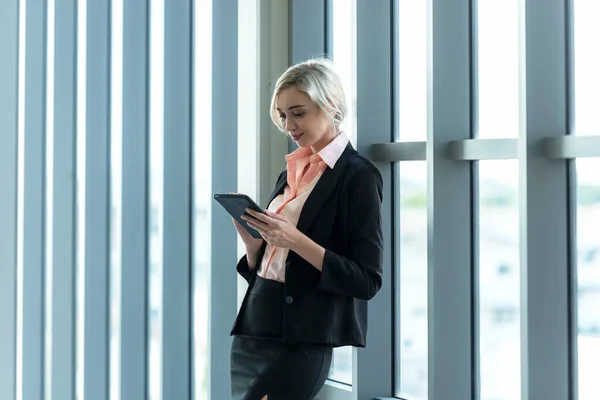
[345,153,382,183]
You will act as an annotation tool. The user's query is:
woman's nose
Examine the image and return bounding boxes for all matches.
[284,118,296,132]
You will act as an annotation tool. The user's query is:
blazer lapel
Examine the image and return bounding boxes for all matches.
[266,172,288,207]
[296,143,356,234]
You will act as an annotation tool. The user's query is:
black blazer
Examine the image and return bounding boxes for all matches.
[231,143,384,348]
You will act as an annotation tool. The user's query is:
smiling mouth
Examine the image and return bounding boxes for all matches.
[291,133,304,141]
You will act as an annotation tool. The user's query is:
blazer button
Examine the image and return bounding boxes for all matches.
[285,296,293,304]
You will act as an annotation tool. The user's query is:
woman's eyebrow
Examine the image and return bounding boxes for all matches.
[276,104,306,111]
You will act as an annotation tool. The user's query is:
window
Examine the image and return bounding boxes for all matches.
[329,0,357,385]
[478,160,520,400]
[396,161,427,399]
[576,164,600,400]
[574,162,600,369]
[573,3,600,399]
[474,1,521,397]
[109,0,123,398]
[572,1,600,136]
[395,0,428,398]
[236,0,259,308]
[148,0,164,397]
[331,0,357,148]
[475,0,519,139]
[193,1,212,399]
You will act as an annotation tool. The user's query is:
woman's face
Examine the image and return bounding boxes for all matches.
[276,86,335,153]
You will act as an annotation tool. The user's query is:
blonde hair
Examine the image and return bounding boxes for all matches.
[270,58,347,133]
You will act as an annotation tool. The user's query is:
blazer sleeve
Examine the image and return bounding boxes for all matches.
[236,255,253,283]
[318,165,384,300]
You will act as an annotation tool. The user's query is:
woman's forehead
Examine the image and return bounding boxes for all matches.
[276,87,312,108]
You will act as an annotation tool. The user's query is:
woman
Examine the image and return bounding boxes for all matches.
[230,58,384,400]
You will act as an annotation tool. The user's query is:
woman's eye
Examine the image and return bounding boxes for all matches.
[279,114,286,119]
[293,112,304,117]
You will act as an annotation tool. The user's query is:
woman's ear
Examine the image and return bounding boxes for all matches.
[327,99,338,116]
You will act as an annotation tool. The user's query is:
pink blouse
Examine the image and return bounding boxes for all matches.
[257,132,350,282]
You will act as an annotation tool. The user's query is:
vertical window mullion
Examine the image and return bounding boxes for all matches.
[209,0,238,398]
[354,0,393,398]
[290,0,326,64]
[120,0,150,398]
[289,0,326,154]
[21,1,48,399]
[162,0,193,398]
[51,0,77,398]
[0,1,20,399]
[519,0,570,398]
[427,0,473,399]
[82,0,111,397]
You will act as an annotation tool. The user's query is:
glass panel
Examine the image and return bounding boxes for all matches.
[576,158,600,400]
[329,0,356,385]
[328,346,352,385]
[148,0,164,398]
[396,161,427,400]
[573,1,600,135]
[475,0,519,138]
[193,0,211,399]
[574,5,600,398]
[109,0,123,399]
[396,2,428,396]
[236,0,258,309]
[478,160,521,400]
[76,0,87,397]
[331,0,357,148]
[398,0,427,142]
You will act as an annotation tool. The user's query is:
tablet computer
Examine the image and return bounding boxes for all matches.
[213,193,265,239]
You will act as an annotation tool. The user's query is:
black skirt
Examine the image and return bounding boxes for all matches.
[231,276,333,400]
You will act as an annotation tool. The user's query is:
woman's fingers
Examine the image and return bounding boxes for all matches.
[243,214,268,231]
[246,220,265,234]
[232,218,247,237]
[232,218,243,230]
[265,210,285,220]
[242,210,269,226]
[244,208,271,222]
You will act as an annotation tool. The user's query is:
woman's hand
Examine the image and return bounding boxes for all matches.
[241,209,303,251]
[232,217,264,251]
[243,208,327,271]
[229,192,264,269]
[232,217,263,269]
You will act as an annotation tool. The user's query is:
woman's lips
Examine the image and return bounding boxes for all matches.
[291,133,304,141]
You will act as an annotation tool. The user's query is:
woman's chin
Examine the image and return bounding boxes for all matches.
[294,136,310,147]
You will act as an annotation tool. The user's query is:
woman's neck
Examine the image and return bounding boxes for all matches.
[311,130,338,154]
